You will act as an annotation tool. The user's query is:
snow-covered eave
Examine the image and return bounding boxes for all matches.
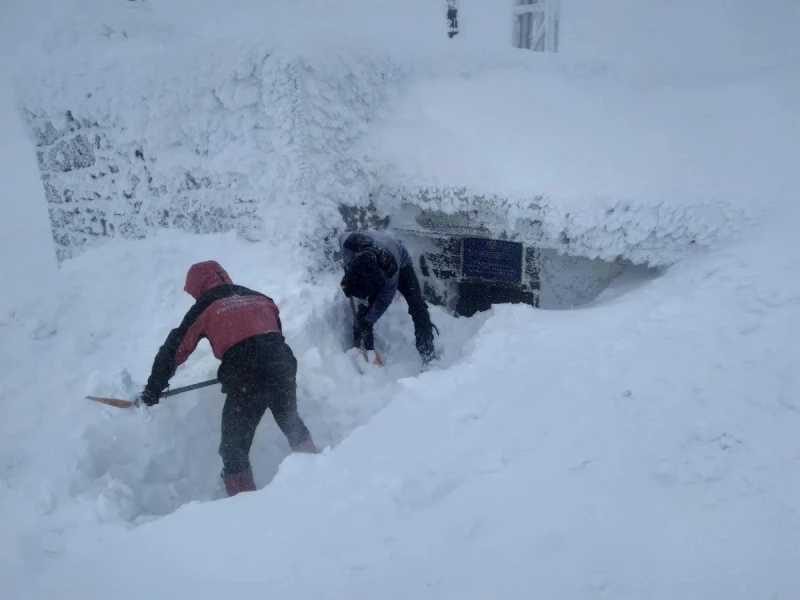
[369,182,744,268]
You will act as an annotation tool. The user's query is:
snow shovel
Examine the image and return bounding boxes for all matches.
[350,297,383,368]
[86,378,220,409]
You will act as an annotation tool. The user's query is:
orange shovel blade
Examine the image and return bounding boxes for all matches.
[361,349,383,367]
[86,396,135,409]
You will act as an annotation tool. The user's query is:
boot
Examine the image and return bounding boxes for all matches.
[291,436,319,454]
[223,469,256,497]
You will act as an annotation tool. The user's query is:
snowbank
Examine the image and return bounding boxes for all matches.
[4,2,800,597]
[6,194,800,600]
[0,227,472,578]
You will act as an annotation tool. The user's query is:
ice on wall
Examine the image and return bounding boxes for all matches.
[18,41,416,261]
[30,105,265,257]
[14,0,448,262]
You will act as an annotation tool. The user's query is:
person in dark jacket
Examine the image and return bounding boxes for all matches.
[339,229,437,363]
[137,260,317,497]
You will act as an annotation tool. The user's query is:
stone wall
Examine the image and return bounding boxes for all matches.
[31,111,261,260]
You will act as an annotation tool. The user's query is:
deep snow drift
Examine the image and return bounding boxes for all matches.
[2,0,800,598]
[0,229,485,584]
[5,194,800,599]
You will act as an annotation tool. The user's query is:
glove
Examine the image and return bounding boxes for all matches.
[416,323,437,364]
[136,388,160,407]
[417,337,435,364]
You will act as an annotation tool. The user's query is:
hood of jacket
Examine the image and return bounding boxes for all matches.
[184,260,233,299]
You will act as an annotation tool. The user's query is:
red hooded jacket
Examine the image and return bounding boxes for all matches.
[144,261,282,395]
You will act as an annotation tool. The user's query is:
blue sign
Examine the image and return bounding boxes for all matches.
[461,237,523,283]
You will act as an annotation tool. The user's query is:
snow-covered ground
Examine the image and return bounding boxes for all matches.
[4,194,800,599]
[2,1,800,598]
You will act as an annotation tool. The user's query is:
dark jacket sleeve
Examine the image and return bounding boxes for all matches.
[364,276,398,325]
[144,304,204,395]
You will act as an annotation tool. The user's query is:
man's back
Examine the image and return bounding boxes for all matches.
[145,262,284,396]
[188,284,283,361]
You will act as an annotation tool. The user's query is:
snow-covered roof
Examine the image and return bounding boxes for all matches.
[363,68,748,200]
[357,62,792,266]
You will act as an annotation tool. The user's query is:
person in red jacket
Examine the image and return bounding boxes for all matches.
[137,260,318,497]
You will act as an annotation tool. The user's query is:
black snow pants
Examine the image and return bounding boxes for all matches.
[397,265,435,359]
[217,334,311,476]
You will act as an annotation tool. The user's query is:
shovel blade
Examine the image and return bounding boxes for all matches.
[362,349,383,367]
[347,348,384,375]
[86,395,135,409]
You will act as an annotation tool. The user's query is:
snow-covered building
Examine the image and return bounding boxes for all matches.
[512,0,561,52]
[337,55,746,313]
[17,31,746,314]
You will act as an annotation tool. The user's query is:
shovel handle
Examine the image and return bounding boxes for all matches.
[85,378,220,410]
[350,297,383,366]
[162,378,219,398]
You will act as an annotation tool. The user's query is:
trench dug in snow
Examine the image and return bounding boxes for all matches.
[76,289,487,526]
[77,259,663,528]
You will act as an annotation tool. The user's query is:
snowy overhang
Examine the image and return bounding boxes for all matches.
[354,63,773,266]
